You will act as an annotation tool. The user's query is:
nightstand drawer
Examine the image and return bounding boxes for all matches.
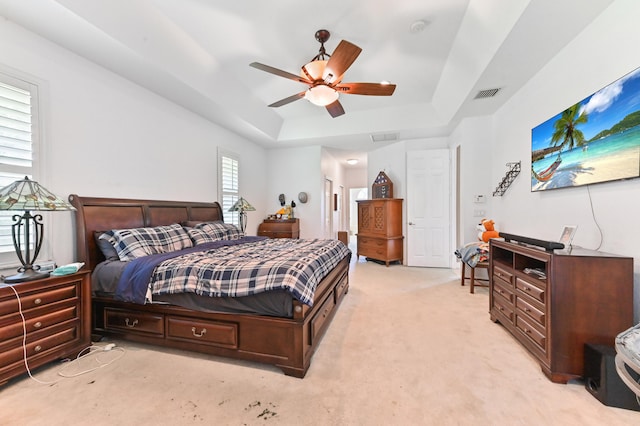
[2,305,78,341]
[167,316,238,349]
[104,308,164,336]
[0,326,79,370]
[0,284,78,316]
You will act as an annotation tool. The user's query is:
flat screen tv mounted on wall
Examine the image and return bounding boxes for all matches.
[531,66,640,192]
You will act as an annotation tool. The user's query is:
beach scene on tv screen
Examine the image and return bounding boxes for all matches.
[531,66,640,191]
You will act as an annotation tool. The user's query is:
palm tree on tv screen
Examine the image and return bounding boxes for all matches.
[551,102,588,152]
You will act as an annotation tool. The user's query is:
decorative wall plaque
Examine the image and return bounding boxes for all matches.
[372,171,393,199]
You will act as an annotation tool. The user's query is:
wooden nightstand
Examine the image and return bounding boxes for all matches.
[0,270,91,385]
[257,219,300,239]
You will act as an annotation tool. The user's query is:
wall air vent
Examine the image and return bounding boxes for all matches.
[474,88,501,99]
[370,133,399,143]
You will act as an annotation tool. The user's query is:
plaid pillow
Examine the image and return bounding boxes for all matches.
[99,223,193,261]
[186,221,244,245]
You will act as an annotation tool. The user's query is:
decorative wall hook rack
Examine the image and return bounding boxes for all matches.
[493,161,521,196]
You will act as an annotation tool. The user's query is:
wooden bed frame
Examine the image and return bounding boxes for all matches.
[69,194,350,378]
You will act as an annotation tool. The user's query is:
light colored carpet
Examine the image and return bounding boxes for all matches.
[0,257,638,425]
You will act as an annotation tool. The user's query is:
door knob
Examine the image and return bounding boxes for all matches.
[408,222,414,225]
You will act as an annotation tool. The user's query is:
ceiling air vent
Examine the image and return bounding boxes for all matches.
[474,88,501,99]
[370,133,399,143]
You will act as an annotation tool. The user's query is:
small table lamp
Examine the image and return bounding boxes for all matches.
[0,176,76,283]
[228,197,255,233]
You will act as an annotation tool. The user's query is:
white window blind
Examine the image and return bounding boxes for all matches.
[0,74,38,266]
[219,150,239,226]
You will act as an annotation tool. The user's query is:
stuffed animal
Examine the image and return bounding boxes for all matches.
[477,218,500,242]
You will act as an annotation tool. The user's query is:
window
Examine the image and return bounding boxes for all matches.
[218,149,239,226]
[0,72,39,267]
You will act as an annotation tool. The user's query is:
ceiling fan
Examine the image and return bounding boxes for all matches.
[250,29,396,118]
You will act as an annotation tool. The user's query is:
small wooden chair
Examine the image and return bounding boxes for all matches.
[460,261,489,294]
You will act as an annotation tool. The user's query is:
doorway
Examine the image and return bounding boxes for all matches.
[406,149,451,267]
[349,187,367,244]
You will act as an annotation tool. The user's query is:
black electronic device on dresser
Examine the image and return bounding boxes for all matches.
[0,271,91,385]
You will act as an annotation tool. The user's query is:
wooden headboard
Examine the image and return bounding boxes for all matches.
[68,194,224,271]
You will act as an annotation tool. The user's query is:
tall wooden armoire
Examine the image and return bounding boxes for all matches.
[356,198,403,266]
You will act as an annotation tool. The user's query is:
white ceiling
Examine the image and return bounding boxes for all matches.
[0,0,614,167]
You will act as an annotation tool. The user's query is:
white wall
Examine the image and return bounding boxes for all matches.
[0,19,267,268]
[463,0,640,318]
[449,116,495,244]
[266,146,323,238]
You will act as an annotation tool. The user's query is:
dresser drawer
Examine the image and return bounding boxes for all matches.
[515,277,545,304]
[0,284,78,317]
[2,305,78,342]
[516,315,546,351]
[358,237,388,256]
[167,316,238,349]
[516,296,545,328]
[104,308,164,336]
[493,297,514,323]
[493,279,514,304]
[493,265,513,284]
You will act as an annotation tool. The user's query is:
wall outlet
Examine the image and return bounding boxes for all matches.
[474,195,486,203]
[473,209,486,217]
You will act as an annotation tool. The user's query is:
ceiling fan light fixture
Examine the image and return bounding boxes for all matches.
[304,85,339,106]
[302,60,327,81]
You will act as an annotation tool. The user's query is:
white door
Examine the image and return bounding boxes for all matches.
[407,149,450,267]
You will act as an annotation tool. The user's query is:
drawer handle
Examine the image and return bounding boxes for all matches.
[34,298,42,305]
[524,328,531,334]
[498,306,504,311]
[34,345,42,353]
[191,327,207,338]
[33,321,42,329]
[524,286,531,292]
[125,318,138,328]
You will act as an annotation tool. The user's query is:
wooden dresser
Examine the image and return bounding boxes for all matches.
[489,239,633,383]
[0,271,91,385]
[356,198,403,266]
[257,219,300,239]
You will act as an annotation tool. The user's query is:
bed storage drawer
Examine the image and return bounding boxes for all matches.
[166,316,238,349]
[311,294,336,341]
[104,308,164,336]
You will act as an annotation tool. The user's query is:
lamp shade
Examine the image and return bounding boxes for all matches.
[228,197,255,212]
[304,85,339,106]
[0,176,75,211]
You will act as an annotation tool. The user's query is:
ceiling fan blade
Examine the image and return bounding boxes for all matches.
[323,40,362,83]
[250,62,312,85]
[335,82,396,96]
[268,92,306,107]
[326,99,345,118]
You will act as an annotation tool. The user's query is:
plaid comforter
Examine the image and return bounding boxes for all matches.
[115,238,351,307]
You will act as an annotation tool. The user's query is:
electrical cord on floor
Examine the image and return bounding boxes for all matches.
[0,283,125,384]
